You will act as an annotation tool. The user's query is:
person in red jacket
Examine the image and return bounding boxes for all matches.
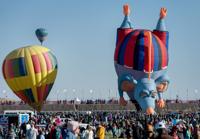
[49,122,62,139]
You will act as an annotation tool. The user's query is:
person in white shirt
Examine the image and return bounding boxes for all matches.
[85,125,94,139]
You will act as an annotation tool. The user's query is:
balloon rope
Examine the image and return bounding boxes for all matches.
[148,32,152,79]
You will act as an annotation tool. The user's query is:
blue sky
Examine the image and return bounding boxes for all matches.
[0,0,200,101]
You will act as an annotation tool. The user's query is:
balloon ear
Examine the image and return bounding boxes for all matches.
[155,75,169,92]
[121,80,136,92]
[118,74,137,92]
[156,82,168,92]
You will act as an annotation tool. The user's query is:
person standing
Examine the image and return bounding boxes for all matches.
[96,122,105,139]
[169,126,179,139]
[6,127,16,139]
[111,123,118,138]
[64,121,79,139]
[193,124,200,139]
[26,123,38,139]
[37,128,45,139]
[146,124,155,139]
[0,127,5,139]
[85,125,94,139]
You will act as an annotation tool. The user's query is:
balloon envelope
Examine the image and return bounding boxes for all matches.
[35,28,48,44]
[2,45,58,111]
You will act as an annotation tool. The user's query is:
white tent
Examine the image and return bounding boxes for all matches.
[74,97,81,104]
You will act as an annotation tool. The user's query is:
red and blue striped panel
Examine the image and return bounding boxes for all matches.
[114,29,168,71]
[3,57,27,79]
[114,28,133,62]
[153,30,169,50]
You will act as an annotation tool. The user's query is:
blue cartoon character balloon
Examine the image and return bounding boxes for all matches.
[114,5,170,115]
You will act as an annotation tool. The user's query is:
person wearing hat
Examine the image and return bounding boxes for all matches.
[155,121,173,139]
[64,121,79,139]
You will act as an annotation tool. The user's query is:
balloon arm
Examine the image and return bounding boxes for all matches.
[118,88,123,97]
[118,76,124,97]
[156,18,166,31]
[120,16,132,29]
[157,92,163,99]
[157,97,165,108]
[156,7,167,31]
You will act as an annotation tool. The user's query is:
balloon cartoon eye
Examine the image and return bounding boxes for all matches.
[151,91,157,98]
[156,81,168,92]
[140,92,148,98]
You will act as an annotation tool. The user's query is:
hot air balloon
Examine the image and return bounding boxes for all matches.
[114,5,170,115]
[2,45,58,111]
[35,28,48,45]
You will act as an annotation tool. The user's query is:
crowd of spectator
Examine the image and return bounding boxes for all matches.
[1,98,200,106]
[1,111,200,139]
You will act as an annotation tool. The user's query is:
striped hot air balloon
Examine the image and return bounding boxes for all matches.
[2,45,58,111]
